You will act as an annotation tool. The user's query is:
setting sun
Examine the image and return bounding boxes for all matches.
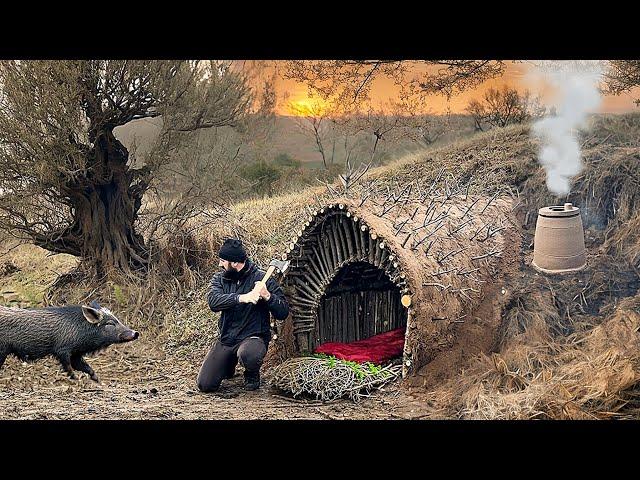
[286,97,330,117]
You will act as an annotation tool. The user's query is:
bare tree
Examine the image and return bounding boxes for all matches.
[388,96,449,146]
[466,99,487,131]
[465,86,545,130]
[359,107,404,161]
[283,60,505,169]
[289,100,339,170]
[0,60,257,274]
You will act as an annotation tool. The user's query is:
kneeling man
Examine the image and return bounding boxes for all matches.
[197,238,289,392]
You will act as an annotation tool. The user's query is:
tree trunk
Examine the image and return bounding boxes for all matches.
[73,178,148,275]
[40,129,150,275]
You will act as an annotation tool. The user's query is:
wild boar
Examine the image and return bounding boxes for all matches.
[0,300,138,382]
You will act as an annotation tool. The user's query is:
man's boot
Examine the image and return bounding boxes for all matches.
[243,371,260,391]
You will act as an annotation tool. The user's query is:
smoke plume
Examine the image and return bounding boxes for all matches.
[529,61,605,196]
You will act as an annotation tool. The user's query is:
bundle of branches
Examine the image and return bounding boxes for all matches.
[270,355,401,402]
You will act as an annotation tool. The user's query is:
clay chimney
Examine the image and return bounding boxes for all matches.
[532,203,586,274]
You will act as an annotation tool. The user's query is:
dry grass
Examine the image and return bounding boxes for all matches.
[420,293,640,419]
[0,242,78,308]
[228,186,329,264]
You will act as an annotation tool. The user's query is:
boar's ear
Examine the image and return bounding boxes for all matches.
[81,306,102,324]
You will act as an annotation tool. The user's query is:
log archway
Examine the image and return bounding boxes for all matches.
[315,261,407,345]
[282,203,410,356]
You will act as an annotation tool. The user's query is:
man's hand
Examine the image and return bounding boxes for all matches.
[238,289,260,304]
[253,281,271,301]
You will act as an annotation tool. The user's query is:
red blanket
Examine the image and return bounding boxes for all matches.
[314,327,405,364]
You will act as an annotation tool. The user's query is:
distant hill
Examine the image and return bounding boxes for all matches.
[114,115,327,166]
[269,114,478,167]
[114,114,477,169]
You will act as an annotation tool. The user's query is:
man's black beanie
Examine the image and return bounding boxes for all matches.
[219,238,247,263]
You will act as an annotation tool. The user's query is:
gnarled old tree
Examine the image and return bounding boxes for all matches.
[0,60,254,274]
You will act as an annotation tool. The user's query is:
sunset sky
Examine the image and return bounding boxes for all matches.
[268,61,640,116]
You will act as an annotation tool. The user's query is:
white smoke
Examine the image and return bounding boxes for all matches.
[529,61,605,196]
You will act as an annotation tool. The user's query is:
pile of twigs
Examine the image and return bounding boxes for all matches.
[270,356,401,402]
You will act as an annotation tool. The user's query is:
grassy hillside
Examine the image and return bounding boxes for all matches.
[229,113,640,258]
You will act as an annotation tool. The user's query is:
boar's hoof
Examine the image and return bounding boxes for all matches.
[68,372,78,380]
[90,373,100,382]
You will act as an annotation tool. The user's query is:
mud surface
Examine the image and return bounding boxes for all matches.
[0,338,443,420]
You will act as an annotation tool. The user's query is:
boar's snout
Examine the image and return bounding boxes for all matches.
[119,330,139,342]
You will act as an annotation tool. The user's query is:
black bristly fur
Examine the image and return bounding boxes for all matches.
[0,303,137,382]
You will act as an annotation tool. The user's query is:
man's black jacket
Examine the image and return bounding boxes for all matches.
[207,259,289,346]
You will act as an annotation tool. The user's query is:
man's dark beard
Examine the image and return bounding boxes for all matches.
[222,265,243,280]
